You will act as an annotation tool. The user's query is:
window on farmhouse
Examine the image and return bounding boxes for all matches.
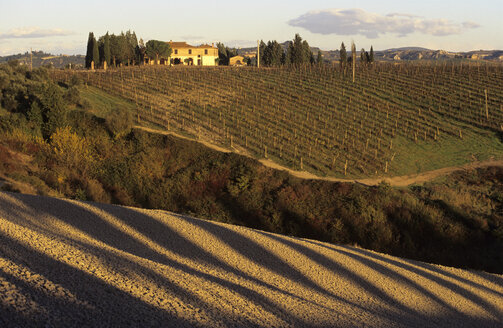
[174,49,178,54]
[189,49,192,54]
[205,49,208,55]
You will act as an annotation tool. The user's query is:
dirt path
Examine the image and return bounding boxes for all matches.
[0,191,502,327]
[135,126,503,187]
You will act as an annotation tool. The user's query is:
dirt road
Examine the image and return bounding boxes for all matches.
[136,126,503,187]
[0,191,501,327]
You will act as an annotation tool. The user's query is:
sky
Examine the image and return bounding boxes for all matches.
[0,0,502,56]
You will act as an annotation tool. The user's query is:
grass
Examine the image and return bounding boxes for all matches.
[78,85,137,119]
[391,128,503,175]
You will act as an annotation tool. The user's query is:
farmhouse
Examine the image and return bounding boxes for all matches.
[229,55,247,66]
[168,41,218,66]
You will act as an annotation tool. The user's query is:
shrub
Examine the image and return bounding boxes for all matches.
[105,108,133,138]
[50,126,94,172]
[64,86,81,105]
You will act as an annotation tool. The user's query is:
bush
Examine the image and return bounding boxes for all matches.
[64,86,81,105]
[69,74,82,87]
[50,126,94,172]
[105,108,133,138]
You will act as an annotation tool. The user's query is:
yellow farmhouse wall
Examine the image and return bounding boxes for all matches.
[169,42,218,66]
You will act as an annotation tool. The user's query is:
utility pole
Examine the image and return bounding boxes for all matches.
[30,48,33,71]
[257,40,260,69]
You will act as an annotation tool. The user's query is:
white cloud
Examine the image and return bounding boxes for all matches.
[288,9,480,39]
[0,27,74,39]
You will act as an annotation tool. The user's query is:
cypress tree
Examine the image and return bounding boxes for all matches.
[92,37,99,68]
[369,46,374,63]
[339,42,347,68]
[316,50,322,65]
[104,33,111,66]
[85,32,94,68]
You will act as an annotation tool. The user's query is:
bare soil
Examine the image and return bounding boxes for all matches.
[0,191,501,327]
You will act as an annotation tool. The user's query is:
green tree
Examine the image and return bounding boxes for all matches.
[339,42,347,68]
[302,40,314,64]
[38,83,67,139]
[369,46,374,63]
[259,40,266,66]
[125,30,138,65]
[217,42,228,65]
[103,33,111,66]
[291,34,304,65]
[92,37,99,68]
[266,41,283,66]
[136,38,146,64]
[316,50,323,65]
[85,32,95,68]
[360,48,366,63]
[145,40,172,64]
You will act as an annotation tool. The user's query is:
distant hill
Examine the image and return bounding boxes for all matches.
[0,51,85,68]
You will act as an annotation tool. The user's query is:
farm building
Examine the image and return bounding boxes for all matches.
[229,55,247,66]
[168,41,218,66]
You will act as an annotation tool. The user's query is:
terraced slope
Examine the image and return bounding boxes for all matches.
[0,191,502,327]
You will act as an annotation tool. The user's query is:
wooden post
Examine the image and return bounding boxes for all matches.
[485,89,489,120]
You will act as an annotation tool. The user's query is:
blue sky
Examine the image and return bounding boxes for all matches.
[0,0,501,55]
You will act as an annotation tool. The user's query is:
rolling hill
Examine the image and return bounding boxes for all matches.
[0,191,502,327]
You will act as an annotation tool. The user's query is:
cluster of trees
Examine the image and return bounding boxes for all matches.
[85,31,172,69]
[256,34,317,66]
[219,34,372,68]
[85,31,140,68]
[339,42,375,68]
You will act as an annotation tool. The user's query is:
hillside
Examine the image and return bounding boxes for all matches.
[0,51,85,69]
[52,63,503,178]
[0,191,502,327]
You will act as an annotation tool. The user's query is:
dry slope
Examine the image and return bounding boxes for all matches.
[0,191,501,327]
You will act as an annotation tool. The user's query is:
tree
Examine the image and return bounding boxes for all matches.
[360,48,366,63]
[339,42,347,68]
[262,40,283,66]
[302,40,314,64]
[103,33,111,66]
[85,32,95,68]
[369,46,374,63]
[92,37,99,68]
[136,38,146,64]
[259,40,266,66]
[269,41,283,66]
[351,41,356,82]
[145,40,172,64]
[316,50,323,65]
[125,30,138,65]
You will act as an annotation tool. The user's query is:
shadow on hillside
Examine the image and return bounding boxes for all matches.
[0,192,308,326]
[0,233,193,328]
[1,191,502,327]
[302,238,503,322]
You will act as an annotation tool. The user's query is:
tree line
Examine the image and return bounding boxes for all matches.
[85,31,172,69]
[86,31,374,69]
[218,34,374,67]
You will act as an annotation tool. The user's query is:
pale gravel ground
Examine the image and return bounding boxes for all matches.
[0,191,501,327]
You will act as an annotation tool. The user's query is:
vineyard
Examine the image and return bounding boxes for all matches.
[52,63,503,177]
